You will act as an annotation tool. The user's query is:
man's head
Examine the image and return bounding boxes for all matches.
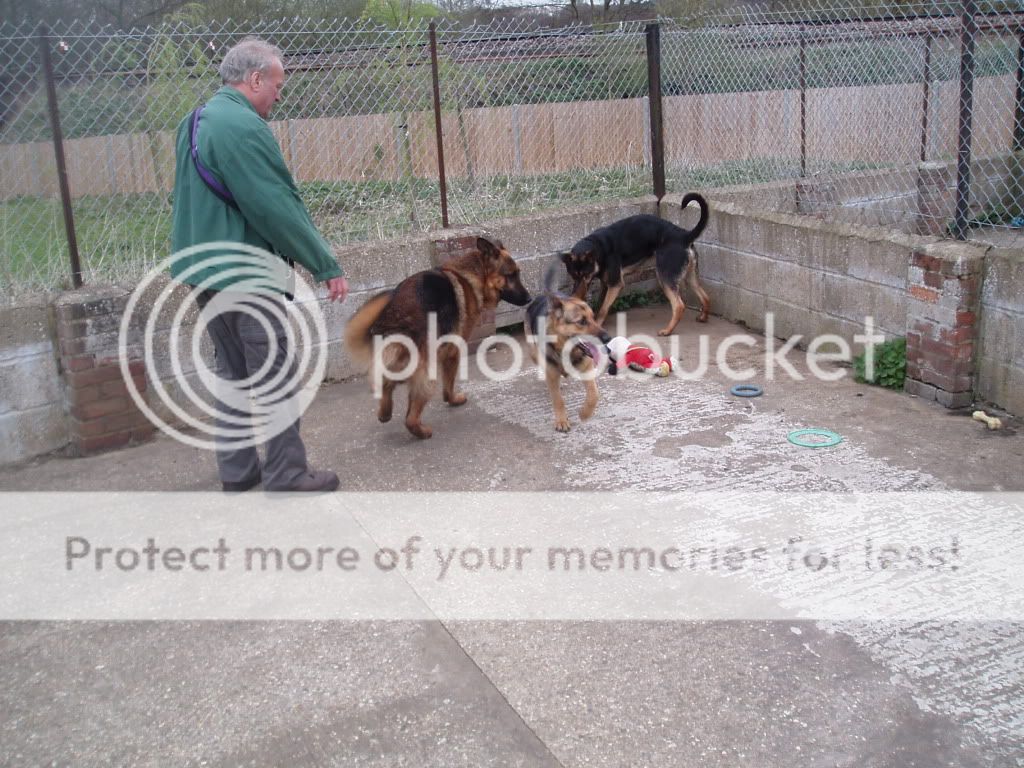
[219,38,285,119]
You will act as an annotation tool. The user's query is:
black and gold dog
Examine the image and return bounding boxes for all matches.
[345,236,531,439]
[560,192,711,336]
[525,271,611,433]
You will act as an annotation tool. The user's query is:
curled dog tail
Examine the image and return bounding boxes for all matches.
[680,192,709,241]
[343,290,393,370]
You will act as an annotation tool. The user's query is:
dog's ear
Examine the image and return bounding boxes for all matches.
[476,236,504,261]
[548,294,564,317]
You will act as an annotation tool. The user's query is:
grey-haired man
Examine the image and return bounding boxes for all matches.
[171,38,347,492]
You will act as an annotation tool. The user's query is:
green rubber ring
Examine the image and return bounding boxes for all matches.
[731,384,763,397]
[787,428,843,448]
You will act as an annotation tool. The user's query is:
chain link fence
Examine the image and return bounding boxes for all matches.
[0,19,440,296]
[433,23,652,226]
[2,4,1024,299]
[661,3,1024,239]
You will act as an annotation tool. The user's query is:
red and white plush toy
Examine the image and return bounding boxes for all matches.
[605,336,677,377]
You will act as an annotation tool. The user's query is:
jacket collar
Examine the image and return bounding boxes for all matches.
[216,85,260,117]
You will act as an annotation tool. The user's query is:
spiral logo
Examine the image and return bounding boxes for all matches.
[119,242,328,452]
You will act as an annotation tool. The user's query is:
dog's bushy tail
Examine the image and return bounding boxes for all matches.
[343,290,393,370]
[681,192,709,241]
[542,258,562,294]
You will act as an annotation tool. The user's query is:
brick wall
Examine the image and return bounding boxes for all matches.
[904,245,984,409]
[53,287,154,456]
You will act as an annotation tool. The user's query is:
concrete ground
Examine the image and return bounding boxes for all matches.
[1,308,1023,767]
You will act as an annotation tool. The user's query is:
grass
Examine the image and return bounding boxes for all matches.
[669,157,886,191]
[0,193,174,293]
[0,165,653,293]
[0,155,907,296]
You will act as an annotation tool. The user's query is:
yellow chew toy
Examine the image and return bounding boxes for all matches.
[972,410,1002,430]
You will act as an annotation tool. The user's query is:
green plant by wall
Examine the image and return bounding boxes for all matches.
[605,288,669,313]
[854,336,906,390]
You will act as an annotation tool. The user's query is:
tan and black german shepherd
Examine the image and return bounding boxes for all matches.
[560,192,711,336]
[345,236,531,439]
[525,272,611,433]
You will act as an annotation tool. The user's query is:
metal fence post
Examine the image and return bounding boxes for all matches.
[920,35,933,163]
[1013,26,1024,154]
[36,23,82,288]
[799,24,807,179]
[428,22,449,229]
[645,23,665,202]
[951,0,978,240]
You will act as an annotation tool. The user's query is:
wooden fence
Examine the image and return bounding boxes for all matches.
[0,73,1016,201]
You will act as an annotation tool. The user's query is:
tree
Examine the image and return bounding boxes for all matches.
[361,0,442,26]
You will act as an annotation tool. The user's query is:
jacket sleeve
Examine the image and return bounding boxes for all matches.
[214,119,343,282]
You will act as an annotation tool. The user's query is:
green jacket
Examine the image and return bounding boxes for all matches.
[170,86,342,290]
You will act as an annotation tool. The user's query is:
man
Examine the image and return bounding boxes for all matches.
[171,38,348,493]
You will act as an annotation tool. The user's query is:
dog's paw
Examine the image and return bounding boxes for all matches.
[406,422,433,439]
[445,392,468,407]
[554,418,571,433]
[579,405,596,422]
[657,328,673,337]
[377,405,393,423]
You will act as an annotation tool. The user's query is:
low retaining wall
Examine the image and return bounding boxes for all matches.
[711,156,1013,234]
[0,303,67,465]
[978,249,1024,415]
[677,199,914,344]
[672,194,999,411]
[0,192,1020,467]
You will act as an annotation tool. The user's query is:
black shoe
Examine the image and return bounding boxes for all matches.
[222,474,262,493]
[270,470,340,493]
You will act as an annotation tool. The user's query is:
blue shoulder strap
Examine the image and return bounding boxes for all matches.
[190,106,239,210]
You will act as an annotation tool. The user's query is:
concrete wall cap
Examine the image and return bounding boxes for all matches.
[54,285,129,307]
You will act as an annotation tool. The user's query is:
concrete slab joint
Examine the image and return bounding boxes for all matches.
[54,286,154,457]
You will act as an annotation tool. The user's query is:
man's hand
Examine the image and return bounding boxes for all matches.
[325,276,349,303]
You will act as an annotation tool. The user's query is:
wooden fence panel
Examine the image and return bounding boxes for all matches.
[551,99,646,173]
[65,136,110,197]
[972,74,1015,158]
[147,130,176,193]
[464,105,516,176]
[808,82,921,165]
[665,89,799,165]
[409,109,441,180]
[1,73,1019,201]
[288,114,402,184]
[0,142,57,200]
[517,103,556,174]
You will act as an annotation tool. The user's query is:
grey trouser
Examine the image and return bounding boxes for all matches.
[195,289,307,490]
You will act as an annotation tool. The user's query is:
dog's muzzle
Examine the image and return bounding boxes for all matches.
[501,286,532,306]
